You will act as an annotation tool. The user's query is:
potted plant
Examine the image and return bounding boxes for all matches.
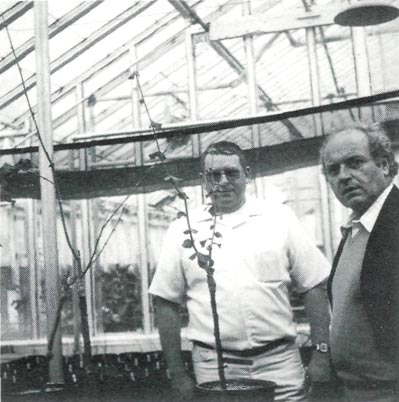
[174,185,276,402]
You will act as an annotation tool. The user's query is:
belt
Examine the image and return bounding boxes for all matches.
[192,338,292,358]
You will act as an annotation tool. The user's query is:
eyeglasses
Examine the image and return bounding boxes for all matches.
[205,169,241,183]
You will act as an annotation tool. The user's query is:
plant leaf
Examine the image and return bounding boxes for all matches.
[182,239,193,249]
[197,253,214,269]
[184,229,197,234]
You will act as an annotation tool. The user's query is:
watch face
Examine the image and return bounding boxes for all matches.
[317,343,329,353]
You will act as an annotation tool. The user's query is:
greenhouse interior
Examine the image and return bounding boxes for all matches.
[1,1,399,401]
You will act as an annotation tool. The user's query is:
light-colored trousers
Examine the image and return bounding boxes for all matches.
[192,341,306,402]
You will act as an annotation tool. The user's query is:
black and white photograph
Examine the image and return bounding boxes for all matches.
[0,1,398,401]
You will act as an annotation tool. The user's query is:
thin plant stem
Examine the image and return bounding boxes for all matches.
[206,214,226,388]
[83,204,126,273]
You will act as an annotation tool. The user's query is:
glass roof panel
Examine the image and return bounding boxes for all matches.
[1,0,399,159]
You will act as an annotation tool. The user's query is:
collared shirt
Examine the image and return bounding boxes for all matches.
[342,184,394,238]
[149,196,330,350]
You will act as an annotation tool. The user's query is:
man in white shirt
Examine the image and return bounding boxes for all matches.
[149,141,332,401]
[321,124,399,402]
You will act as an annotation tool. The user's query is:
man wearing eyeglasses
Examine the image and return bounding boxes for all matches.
[149,141,332,401]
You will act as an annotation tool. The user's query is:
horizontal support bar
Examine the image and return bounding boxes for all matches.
[1,90,399,156]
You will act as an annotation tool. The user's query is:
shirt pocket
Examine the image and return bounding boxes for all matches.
[244,245,290,283]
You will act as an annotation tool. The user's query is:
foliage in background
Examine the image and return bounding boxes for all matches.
[99,264,142,333]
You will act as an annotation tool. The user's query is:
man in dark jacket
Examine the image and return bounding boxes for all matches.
[320,124,399,402]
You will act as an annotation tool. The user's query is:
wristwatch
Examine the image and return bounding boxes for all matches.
[313,342,329,353]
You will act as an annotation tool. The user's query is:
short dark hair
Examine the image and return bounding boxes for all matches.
[320,123,398,177]
[200,141,247,172]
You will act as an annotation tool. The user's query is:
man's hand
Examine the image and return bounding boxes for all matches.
[307,352,333,384]
[170,371,196,401]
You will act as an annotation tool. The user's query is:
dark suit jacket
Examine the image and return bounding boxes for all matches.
[327,185,399,365]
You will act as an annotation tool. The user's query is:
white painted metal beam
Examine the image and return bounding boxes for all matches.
[0,1,102,75]
[168,0,303,139]
[0,1,33,30]
[34,1,64,385]
[8,1,202,123]
[209,5,344,40]
[0,1,156,111]
[130,50,151,334]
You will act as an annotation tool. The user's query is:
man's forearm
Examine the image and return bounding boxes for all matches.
[302,281,334,383]
[303,281,330,344]
[155,297,186,376]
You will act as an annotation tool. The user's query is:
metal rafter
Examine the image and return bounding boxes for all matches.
[0,1,33,30]
[0,0,156,111]
[9,1,204,125]
[54,57,194,163]
[0,1,103,75]
[168,0,303,139]
[11,0,235,129]
[318,28,345,96]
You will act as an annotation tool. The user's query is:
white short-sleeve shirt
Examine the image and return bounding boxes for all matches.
[149,196,330,350]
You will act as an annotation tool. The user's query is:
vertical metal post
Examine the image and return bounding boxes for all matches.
[130,46,151,333]
[377,34,388,91]
[70,201,82,352]
[27,134,39,339]
[26,199,40,339]
[186,28,203,206]
[9,207,19,287]
[68,141,81,352]
[352,27,371,97]
[306,27,333,261]
[186,29,201,157]
[351,27,372,120]
[243,0,263,198]
[34,1,64,384]
[0,208,10,328]
[9,206,20,330]
[86,91,102,334]
[77,82,96,338]
[87,96,97,163]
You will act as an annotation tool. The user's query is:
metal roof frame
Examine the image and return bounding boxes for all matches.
[0,1,103,75]
[0,1,33,31]
[0,1,158,111]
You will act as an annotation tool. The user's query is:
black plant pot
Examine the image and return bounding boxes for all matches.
[196,378,276,402]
